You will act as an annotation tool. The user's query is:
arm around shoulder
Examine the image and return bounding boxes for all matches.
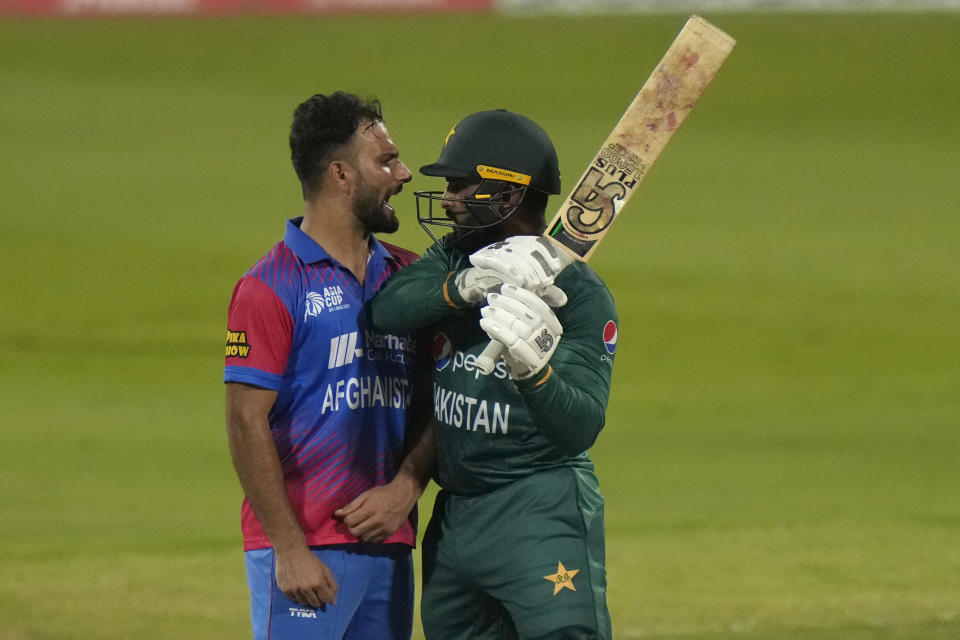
[370,242,470,334]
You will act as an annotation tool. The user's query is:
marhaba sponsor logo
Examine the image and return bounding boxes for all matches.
[364,330,415,354]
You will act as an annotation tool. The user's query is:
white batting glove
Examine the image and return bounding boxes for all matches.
[454,267,504,305]
[469,236,572,307]
[479,284,563,380]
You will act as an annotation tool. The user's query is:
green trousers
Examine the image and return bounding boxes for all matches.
[421,466,612,640]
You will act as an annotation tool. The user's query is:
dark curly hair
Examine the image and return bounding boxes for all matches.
[290,91,383,198]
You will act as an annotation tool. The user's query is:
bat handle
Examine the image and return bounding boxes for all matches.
[475,340,504,376]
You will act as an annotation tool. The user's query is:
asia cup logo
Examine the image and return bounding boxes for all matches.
[602,320,618,355]
[432,332,452,371]
[304,292,325,319]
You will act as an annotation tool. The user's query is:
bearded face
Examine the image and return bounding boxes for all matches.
[444,208,507,253]
[352,172,400,234]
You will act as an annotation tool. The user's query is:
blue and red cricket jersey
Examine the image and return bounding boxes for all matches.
[224,217,420,551]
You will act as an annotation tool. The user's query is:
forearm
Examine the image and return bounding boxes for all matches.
[517,365,607,455]
[393,419,436,502]
[332,420,435,543]
[513,264,615,455]
[226,392,305,552]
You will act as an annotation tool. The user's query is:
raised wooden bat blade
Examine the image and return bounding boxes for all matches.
[546,15,736,262]
[475,16,734,376]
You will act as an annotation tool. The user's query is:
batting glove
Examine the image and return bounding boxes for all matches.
[469,236,572,307]
[454,267,505,305]
[479,284,563,380]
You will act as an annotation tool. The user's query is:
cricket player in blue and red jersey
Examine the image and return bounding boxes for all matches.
[224,92,433,640]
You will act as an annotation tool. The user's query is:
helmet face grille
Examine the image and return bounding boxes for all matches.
[415,179,529,252]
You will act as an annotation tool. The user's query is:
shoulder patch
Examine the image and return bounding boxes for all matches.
[602,320,618,355]
[226,329,251,358]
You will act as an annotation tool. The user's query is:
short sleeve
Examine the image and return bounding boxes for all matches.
[223,275,294,390]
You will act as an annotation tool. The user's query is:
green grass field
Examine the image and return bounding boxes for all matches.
[1,10,958,639]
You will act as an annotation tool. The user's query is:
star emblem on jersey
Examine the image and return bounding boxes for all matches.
[543,561,580,596]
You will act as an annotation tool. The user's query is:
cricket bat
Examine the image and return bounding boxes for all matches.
[476,15,736,375]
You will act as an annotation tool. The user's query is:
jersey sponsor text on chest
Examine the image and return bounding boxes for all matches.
[433,382,510,435]
[329,330,417,369]
[451,349,510,379]
[320,375,412,414]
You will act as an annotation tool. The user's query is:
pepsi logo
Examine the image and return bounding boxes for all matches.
[433,332,452,371]
[602,320,618,355]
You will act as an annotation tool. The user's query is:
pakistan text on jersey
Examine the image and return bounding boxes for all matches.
[433,382,510,435]
[320,376,412,414]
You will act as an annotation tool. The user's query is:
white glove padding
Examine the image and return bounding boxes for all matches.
[469,236,572,307]
[479,284,563,380]
[454,267,504,305]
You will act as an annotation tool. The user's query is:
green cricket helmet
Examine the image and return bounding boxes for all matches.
[416,109,561,251]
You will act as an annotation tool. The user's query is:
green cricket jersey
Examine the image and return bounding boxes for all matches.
[370,238,618,497]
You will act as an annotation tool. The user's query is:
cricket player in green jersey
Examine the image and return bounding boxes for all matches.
[370,109,616,639]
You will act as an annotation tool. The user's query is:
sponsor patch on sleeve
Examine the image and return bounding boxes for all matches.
[225,329,251,359]
[601,320,617,365]
[432,332,452,371]
[603,320,618,353]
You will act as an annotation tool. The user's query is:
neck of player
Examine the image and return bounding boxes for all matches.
[301,200,371,284]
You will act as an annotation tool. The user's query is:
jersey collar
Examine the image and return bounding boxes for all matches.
[285,216,399,268]
[368,234,399,268]
[285,217,330,264]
